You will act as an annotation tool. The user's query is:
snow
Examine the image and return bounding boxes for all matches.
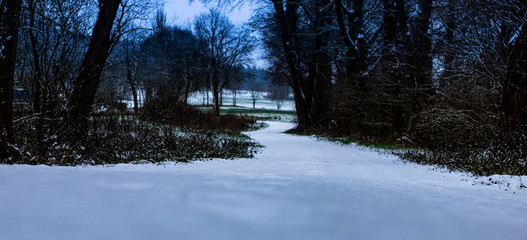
[1,121,526,240]
[187,90,296,111]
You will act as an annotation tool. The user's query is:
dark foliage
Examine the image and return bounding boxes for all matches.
[141,100,257,135]
[399,81,527,176]
[401,136,527,176]
[3,113,259,166]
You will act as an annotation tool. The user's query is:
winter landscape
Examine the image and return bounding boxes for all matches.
[1,121,526,240]
[2,0,527,239]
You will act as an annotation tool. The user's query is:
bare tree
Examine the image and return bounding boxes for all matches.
[247,80,264,109]
[137,9,200,109]
[0,0,23,159]
[194,8,254,115]
[64,0,122,134]
[502,1,527,132]
[270,0,311,126]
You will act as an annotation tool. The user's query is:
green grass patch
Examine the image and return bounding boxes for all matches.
[327,137,353,145]
[215,133,251,140]
[285,127,412,151]
[220,108,296,115]
[358,143,413,151]
[284,128,310,136]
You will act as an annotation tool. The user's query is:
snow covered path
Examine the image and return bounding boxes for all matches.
[1,121,526,240]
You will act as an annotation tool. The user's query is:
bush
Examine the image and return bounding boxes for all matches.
[141,99,257,134]
[409,108,495,152]
[401,82,527,176]
[3,114,260,166]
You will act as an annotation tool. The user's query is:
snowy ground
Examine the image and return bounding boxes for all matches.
[121,90,296,111]
[187,90,296,111]
[1,121,526,240]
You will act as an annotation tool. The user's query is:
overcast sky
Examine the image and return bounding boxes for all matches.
[164,0,254,26]
[163,0,267,68]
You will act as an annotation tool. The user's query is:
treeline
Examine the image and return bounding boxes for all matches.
[256,0,527,175]
[101,8,256,115]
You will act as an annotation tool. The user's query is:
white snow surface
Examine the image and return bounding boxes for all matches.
[187,90,296,111]
[1,121,526,240]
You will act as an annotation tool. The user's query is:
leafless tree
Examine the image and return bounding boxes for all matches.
[194,8,254,115]
[0,0,23,159]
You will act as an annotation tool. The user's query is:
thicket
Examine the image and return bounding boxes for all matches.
[0,1,261,165]
[4,105,259,166]
[258,0,527,176]
[141,100,257,135]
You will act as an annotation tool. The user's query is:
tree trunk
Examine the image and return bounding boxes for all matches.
[0,0,22,159]
[124,39,139,113]
[441,0,456,86]
[502,19,527,132]
[213,89,220,115]
[127,69,139,113]
[206,88,209,105]
[307,0,333,126]
[335,0,366,85]
[272,0,312,128]
[64,0,121,133]
[412,0,434,107]
[29,0,46,163]
[382,0,405,133]
[220,89,223,106]
[233,90,237,107]
[184,52,192,105]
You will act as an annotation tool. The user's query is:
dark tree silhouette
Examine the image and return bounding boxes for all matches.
[64,0,122,135]
[0,0,23,159]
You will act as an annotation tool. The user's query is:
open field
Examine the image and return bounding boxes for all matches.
[187,90,296,111]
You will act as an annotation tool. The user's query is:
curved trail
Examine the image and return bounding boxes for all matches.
[0,121,526,239]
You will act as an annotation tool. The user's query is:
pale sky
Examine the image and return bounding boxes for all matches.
[164,0,267,68]
[164,0,254,26]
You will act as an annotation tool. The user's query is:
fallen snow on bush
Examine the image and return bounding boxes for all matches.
[1,121,526,240]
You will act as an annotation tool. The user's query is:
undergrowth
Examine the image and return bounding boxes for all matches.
[3,104,261,166]
[142,100,258,135]
[285,126,410,150]
[285,124,527,176]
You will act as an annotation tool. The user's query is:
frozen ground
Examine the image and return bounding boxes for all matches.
[1,121,526,240]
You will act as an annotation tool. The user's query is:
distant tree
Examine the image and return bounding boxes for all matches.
[268,81,289,110]
[194,8,254,115]
[248,81,264,109]
[225,65,248,107]
[137,9,200,107]
[122,36,141,112]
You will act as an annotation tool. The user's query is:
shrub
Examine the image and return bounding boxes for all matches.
[3,114,259,166]
[141,99,257,134]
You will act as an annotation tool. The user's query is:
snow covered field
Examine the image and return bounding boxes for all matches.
[187,90,296,111]
[1,121,526,240]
